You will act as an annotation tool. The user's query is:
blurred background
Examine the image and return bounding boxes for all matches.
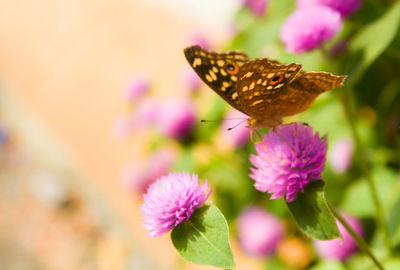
[0,0,399,269]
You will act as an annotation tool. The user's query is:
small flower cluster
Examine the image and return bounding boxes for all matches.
[114,73,196,140]
[280,0,361,54]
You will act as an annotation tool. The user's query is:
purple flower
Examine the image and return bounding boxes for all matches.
[314,213,363,261]
[123,74,150,102]
[158,98,196,139]
[220,110,250,148]
[280,6,342,54]
[141,172,211,237]
[329,137,354,174]
[249,123,327,202]
[297,0,362,18]
[243,0,269,17]
[122,148,176,194]
[237,206,285,257]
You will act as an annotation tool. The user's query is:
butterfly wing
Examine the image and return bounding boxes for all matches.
[274,72,347,117]
[184,45,249,113]
[236,58,302,120]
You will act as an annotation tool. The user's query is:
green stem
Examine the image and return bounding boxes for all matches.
[338,91,392,255]
[328,203,385,270]
[320,47,392,255]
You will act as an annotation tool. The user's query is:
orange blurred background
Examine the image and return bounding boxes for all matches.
[0,1,263,269]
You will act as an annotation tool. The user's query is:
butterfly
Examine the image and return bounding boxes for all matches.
[184,45,347,129]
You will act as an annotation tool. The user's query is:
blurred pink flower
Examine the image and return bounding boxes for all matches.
[250,123,327,202]
[220,110,250,147]
[237,206,285,257]
[329,137,354,173]
[122,148,176,194]
[158,98,196,139]
[280,6,342,54]
[189,34,211,50]
[243,0,269,17]
[297,0,362,18]
[181,67,202,94]
[123,73,150,102]
[314,213,363,261]
[112,115,135,138]
[135,98,160,127]
[141,172,211,237]
[329,39,349,56]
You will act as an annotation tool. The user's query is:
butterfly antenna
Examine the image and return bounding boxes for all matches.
[200,117,247,123]
[227,119,247,131]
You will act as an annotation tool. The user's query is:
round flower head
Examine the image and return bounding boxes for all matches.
[158,98,196,139]
[237,206,284,257]
[280,6,342,54]
[243,0,269,17]
[141,172,211,237]
[329,137,353,174]
[249,123,327,202]
[314,213,363,261]
[123,74,150,102]
[297,0,362,18]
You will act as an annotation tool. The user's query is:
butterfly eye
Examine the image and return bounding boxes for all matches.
[225,62,239,75]
[270,74,284,85]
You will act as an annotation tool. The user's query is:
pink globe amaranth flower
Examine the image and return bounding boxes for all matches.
[237,206,285,257]
[123,74,150,102]
[297,0,362,18]
[249,123,327,202]
[158,98,196,139]
[220,110,250,147]
[280,6,343,54]
[314,213,363,261]
[141,172,211,237]
[243,0,269,17]
[329,137,354,174]
[122,148,176,194]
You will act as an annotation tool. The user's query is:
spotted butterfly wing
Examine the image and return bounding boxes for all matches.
[275,71,347,117]
[184,45,249,113]
[236,58,302,121]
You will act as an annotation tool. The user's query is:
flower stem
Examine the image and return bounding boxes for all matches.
[320,47,392,255]
[338,91,392,255]
[328,203,384,270]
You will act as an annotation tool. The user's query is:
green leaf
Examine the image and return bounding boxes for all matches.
[341,166,399,217]
[309,260,346,270]
[171,204,235,269]
[384,259,400,270]
[388,196,400,246]
[286,180,341,240]
[346,1,400,83]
